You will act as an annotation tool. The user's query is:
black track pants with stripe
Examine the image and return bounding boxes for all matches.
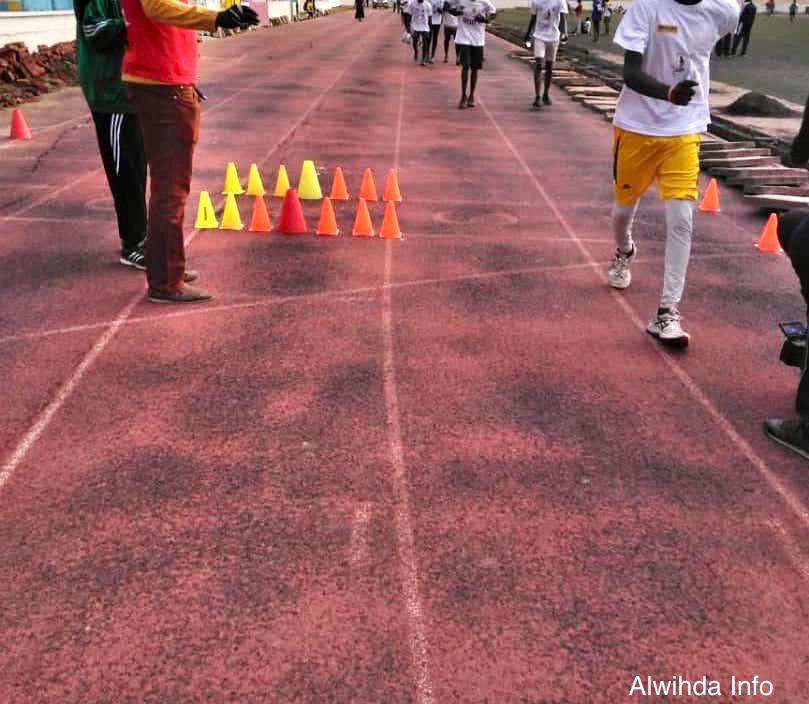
[91,111,148,252]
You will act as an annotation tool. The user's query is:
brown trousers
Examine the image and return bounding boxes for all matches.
[125,83,200,292]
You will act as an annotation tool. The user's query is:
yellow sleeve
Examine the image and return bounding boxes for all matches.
[140,0,219,32]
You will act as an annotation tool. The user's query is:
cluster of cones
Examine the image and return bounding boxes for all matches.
[195,161,403,239]
[699,177,782,253]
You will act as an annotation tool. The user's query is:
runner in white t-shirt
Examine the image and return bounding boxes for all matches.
[524,0,568,108]
[446,0,496,109]
[442,3,460,63]
[428,2,443,63]
[606,0,738,347]
[409,0,433,65]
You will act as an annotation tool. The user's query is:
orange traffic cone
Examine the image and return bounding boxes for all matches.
[383,169,402,203]
[9,108,31,140]
[379,200,402,239]
[330,166,350,201]
[755,213,782,252]
[699,178,721,213]
[359,168,378,201]
[249,195,272,232]
[352,197,375,237]
[316,197,340,236]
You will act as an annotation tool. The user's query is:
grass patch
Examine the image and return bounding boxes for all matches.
[493,11,809,105]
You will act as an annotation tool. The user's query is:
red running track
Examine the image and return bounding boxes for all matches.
[1,10,808,703]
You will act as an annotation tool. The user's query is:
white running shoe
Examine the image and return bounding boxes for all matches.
[647,307,690,348]
[607,245,636,289]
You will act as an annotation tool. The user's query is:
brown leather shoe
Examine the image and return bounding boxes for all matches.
[148,283,213,303]
[183,269,199,283]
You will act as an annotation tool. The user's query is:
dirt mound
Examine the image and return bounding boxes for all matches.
[0,41,78,109]
[725,91,798,118]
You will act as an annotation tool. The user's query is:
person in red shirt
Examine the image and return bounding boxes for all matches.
[120,0,258,303]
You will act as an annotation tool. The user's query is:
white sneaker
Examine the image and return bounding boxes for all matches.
[607,245,636,289]
[647,307,690,348]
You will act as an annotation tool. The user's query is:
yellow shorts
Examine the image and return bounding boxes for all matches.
[613,128,701,206]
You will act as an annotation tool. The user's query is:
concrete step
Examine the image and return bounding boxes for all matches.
[723,168,809,186]
[700,140,756,151]
[583,103,614,115]
[584,103,617,113]
[745,194,809,210]
[701,156,780,169]
[557,78,606,88]
[699,148,773,159]
[743,184,809,196]
[566,85,618,94]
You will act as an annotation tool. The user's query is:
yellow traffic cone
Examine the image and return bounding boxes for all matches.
[297,159,323,200]
[246,163,266,196]
[273,164,291,197]
[223,162,244,195]
[194,191,218,229]
[220,192,243,230]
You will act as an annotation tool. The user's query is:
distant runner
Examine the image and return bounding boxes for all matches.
[448,0,496,109]
[442,1,460,63]
[410,0,433,64]
[429,0,443,63]
[607,0,739,347]
[524,0,568,109]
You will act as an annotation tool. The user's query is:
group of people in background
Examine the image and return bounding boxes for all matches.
[571,0,622,41]
[400,0,496,108]
[764,0,807,17]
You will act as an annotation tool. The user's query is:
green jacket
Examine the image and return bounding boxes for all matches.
[74,0,132,113]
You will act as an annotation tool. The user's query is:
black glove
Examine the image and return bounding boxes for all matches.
[216,4,260,29]
[474,13,488,22]
[668,80,698,106]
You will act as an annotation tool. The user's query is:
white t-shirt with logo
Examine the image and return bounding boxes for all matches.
[452,0,496,46]
[444,10,459,27]
[612,0,739,137]
[410,0,433,31]
[530,0,568,43]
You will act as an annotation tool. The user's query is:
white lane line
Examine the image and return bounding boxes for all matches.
[0,116,91,152]
[382,70,436,704]
[0,252,757,346]
[4,215,112,225]
[0,291,141,491]
[480,97,809,536]
[349,502,372,567]
[0,29,385,494]
[767,519,809,581]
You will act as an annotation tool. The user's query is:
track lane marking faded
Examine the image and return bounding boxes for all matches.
[0,21,387,493]
[0,252,759,345]
[349,502,373,567]
[479,97,809,539]
[767,519,809,581]
[382,69,436,704]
